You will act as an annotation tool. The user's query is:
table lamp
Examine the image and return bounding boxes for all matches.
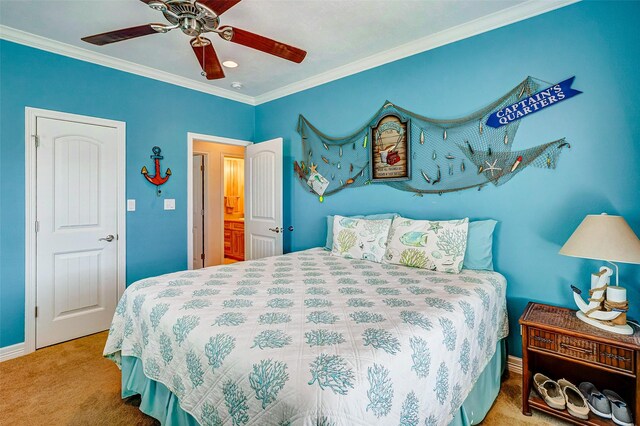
[559,213,640,334]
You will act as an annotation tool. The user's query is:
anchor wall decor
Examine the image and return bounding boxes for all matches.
[141,146,172,196]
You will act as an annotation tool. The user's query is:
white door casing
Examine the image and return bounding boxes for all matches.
[25,109,125,352]
[244,138,283,260]
[192,154,205,269]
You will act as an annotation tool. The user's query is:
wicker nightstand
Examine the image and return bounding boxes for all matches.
[520,302,640,425]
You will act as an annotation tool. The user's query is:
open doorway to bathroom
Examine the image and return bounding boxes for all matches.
[222,156,244,264]
[191,140,246,269]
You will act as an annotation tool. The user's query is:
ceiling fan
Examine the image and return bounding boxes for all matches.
[81,0,307,80]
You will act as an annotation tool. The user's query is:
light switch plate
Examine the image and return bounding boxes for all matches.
[164,199,176,210]
[127,199,136,211]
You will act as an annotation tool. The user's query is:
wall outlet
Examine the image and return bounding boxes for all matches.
[164,199,176,210]
[127,199,136,211]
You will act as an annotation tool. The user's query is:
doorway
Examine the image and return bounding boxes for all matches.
[25,108,126,353]
[190,140,246,268]
[223,156,245,264]
[186,133,284,270]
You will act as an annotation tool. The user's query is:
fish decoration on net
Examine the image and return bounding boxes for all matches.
[293,76,571,200]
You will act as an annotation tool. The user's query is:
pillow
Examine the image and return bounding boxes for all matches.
[463,220,497,270]
[331,215,392,263]
[384,216,469,273]
[325,213,399,250]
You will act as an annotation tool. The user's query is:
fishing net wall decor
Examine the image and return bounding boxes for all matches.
[293,76,570,201]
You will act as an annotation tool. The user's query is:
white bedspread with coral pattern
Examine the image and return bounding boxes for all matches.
[104,248,508,426]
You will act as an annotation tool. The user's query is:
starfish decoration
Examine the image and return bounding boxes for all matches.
[428,221,443,234]
[309,163,318,174]
[484,159,502,177]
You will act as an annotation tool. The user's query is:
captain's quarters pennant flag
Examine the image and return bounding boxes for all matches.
[486,76,582,128]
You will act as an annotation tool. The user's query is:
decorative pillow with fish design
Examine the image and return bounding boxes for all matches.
[384,216,469,273]
[331,215,393,263]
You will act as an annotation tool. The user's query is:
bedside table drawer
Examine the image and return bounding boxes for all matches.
[598,344,634,372]
[529,328,557,351]
[557,335,597,362]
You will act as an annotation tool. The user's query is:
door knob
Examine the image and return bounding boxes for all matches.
[268,227,282,234]
[99,235,115,242]
[288,226,294,232]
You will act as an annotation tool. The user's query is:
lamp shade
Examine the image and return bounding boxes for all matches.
[559,214,640,264]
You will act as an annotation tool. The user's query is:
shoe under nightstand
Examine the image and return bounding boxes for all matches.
[520,302,639,425]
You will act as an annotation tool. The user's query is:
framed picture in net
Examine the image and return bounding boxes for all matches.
[369,113,411,182]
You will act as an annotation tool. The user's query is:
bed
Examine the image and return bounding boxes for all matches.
[105,248,509,425]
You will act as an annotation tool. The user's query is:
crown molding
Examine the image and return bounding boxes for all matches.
[0,25,256,106]
[253,0,580,105]
[1,0,578,107]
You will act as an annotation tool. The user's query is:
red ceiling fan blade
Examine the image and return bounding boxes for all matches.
[82,24,161,46]
[197,0,241,15]
[191,37,225,80]
[221,27,306,63]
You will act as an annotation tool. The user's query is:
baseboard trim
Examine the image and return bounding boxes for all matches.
[507,355,523,375]
[0,342,25,362]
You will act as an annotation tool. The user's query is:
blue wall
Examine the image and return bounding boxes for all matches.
[0,40,255,347]
[255,1,640,357]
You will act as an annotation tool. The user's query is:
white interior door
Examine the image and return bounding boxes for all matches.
[192,154,205,268]
[36,117,119,348]
[244,138,283,260]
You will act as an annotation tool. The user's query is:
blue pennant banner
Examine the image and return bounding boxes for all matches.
[486,76,582,128]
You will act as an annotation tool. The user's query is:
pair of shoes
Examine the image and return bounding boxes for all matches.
[533,374,590,419]
[579,382,634,426]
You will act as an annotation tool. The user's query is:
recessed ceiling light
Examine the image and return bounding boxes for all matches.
[231,82,243,89]
[222,60,238,68]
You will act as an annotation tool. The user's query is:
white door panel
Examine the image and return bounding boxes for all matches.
[54,137,100,228]
[248,235,277,260]
[244,138,282,260]
[36,117,118,348]
[53,250,101,317]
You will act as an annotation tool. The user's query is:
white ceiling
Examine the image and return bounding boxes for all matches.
[0,0,576,104]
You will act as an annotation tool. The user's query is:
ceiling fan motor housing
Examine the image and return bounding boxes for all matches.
[161,0,219,36]
[181,17,202,36]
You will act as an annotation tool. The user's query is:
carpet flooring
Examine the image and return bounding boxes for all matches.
[0,332,567,425]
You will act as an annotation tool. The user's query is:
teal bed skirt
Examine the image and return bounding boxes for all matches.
[121,339,506,425]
